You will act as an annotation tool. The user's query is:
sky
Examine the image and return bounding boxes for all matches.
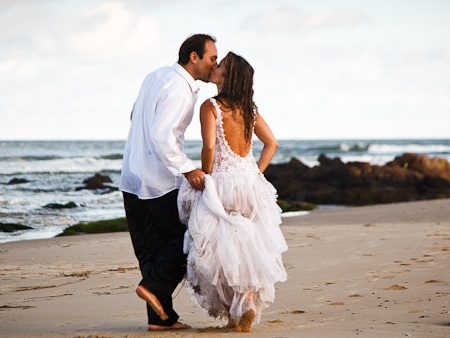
[0,0,449,140]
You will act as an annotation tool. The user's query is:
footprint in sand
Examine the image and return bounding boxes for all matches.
[281,310,306,315]
[0,304,34,310]
[424,279,444,283]
[385,284,408,290]
[60,270,91,278]
[290,310,306,314]
[15,285,58,292]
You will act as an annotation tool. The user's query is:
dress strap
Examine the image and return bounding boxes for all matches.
[209,98,222,119]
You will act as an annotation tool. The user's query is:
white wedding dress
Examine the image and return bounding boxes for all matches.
[178,98,288,324]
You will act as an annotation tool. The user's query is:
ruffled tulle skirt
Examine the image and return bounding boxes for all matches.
[178,173,288,323]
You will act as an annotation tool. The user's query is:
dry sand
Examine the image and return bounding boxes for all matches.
[1,198,449,338]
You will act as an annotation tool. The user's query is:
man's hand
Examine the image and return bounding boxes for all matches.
[184,168,205,190]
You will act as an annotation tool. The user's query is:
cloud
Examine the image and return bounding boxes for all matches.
[0,1,166,140]
[0,1,161,60]
[242,5,373,33]
[304,6,373,29]
[0,0,168,91]
[65,2,160,59]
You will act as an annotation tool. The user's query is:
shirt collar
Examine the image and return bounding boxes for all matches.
[172,63,200,94]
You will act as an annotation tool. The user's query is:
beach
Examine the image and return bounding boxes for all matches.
[1,198,449,337]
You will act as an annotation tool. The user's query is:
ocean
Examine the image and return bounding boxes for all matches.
[1,139,449,244]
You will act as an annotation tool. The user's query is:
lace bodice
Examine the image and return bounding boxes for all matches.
[210,98,259,174]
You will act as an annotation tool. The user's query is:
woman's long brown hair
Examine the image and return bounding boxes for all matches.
[215,52,257,143]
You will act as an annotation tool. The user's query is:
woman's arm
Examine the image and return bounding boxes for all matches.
[200,100,217,174]
[254,113,278,173]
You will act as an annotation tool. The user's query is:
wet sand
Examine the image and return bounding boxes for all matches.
[1,198,449,337]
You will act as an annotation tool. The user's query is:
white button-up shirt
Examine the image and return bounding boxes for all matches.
[119,63,199,199]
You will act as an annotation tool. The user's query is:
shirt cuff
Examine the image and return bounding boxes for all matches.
[177,160,197,176]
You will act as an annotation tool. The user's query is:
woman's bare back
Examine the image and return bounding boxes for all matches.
[220,107,252,157]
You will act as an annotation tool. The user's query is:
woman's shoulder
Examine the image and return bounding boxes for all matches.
[201,97,222,111]
[200,98,220,118]
[201,97,215,107]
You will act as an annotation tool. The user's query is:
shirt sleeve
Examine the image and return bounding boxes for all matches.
[148,90,197,177]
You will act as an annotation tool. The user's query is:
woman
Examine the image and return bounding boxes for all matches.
[178,52,288,332]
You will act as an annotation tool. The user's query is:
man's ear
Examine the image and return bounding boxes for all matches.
[190,51,198,64]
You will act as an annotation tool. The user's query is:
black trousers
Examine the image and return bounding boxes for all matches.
[122,190,187,326]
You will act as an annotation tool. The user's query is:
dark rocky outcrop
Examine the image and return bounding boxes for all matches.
[57,218,128,236]
[76,173,118,193]
[265,153,450,206]
[7,178,30,185]
[0,222,33,233]
[44,202,78,209]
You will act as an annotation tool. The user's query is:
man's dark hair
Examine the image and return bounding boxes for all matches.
[178,34,216,65]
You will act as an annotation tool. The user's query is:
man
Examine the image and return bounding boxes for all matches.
[119,34,218,331]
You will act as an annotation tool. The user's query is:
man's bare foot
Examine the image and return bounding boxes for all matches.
[235,309,255,333]
[135,285,168,321]
[148,321,191,331]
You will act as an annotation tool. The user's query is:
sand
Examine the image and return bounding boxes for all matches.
[1,198,449,338]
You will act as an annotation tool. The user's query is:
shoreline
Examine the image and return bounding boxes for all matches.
[1,205,315,244]
[1,198,449,337]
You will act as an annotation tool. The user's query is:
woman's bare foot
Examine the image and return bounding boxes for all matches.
[225,317,237,328]
[235,309,255,333]
[148,321,191,331]
[135,285,169,321]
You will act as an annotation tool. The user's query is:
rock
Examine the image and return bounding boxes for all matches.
[57,218,128,236]
[387,153,450,180]
[265,153,450,206]
[44,202,77,209]
[82,173,112,189]
[0,222,33,233]
[76,173,117,193]
[277,199,316,212]
[7,178,30,185]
